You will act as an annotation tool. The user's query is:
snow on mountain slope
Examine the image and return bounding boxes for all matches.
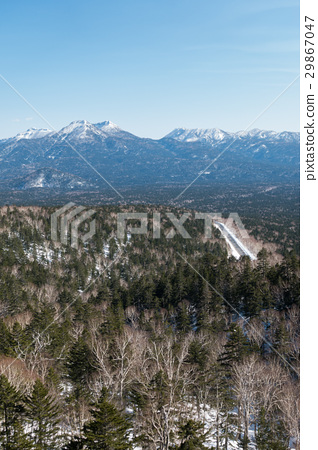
[166,127,300,144]
[236,129,300,142]
[15,128,52,140]
[165,127,232,144]
[4,120,124,144]
[6,168,96,190]
[53,120,106,141]
[94,120,121,134]
[4,123,300,146]
[47,120,133,142]
[94,120,138,139]
[0,121,299,188]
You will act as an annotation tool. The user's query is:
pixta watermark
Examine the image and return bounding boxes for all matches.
[116,212,249,240]
[50,206,250,248]
[51,202,96,249]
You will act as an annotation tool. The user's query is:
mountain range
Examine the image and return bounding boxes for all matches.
[0,120,299,191]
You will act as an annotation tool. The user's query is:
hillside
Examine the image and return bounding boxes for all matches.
[0,205,299,449]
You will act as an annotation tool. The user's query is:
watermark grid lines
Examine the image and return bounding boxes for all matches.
[71,209,96,248]
[51,202,96,249]
[176,251,299,376]
[173,74,300,201]
[0,73,124,199]
[56,136,124,199]
[1,71,300,381]
[169,75,301,374]
[0,247,124,378]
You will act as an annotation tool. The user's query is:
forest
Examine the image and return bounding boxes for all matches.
[0,205,299,449]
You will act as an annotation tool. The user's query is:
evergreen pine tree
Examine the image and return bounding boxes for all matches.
[173,265,187,303]
[0,374,31,449]
[217,324,254,448]
[187,339,209,371]
[176,301,192,333]
[63,435,84,449]
[11,321,28,352]
[257,248,269,278]
[210,364,236,450]
[177,419,207,449]
[239,433,249,450]
[256,408,289,450]
[162,278,173,308]
[273,321,291,358]
[26,379,61,449]
[0,320,14,356]
[196,283,212,330]
[83,388,132,449]
[67,336,95,386]
[219,323,252,372]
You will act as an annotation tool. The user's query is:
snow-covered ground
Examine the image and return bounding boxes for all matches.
[214,221,257,261]
[129,402,258,449]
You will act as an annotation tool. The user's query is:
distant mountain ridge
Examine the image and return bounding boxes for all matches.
[3,121,299,144]
[0,168,96,191]
[0,120,300,191]
[165,127,300,144]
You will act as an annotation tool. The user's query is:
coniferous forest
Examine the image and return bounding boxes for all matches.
[0,205,299,449]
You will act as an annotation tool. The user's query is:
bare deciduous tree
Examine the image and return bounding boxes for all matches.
[279,380,300,450]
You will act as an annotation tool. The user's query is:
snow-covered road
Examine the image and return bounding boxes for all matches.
[214,221,257,261]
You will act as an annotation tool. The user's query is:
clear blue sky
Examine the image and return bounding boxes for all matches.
[0,0,299,139]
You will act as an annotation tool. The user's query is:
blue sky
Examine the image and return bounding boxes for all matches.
[0,0,299,139]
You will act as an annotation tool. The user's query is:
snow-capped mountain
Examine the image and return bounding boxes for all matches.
[2,127,53,143]
[15,127,53,140]
[166,127,300,145]
[165,128,231,144]
[94,120,121,134]
[93,120,138,139]
[52,120,107,141]
[0,120,300,191]
[37,120,135,144]
[3,120,129,145]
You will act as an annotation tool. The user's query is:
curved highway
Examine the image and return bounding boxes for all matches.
[214,221,257,260]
